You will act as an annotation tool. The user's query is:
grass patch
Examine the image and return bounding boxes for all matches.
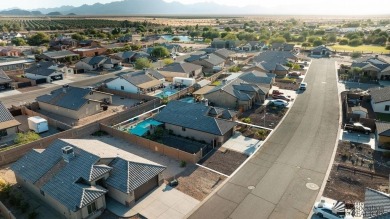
[330,44,388,53]
[211,81,221,86]
[376,113,390,122]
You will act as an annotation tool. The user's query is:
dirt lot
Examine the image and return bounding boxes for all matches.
[236,125,270,141]
[323,141,390,202]
[199,149,248,176]
[239,104,287,129]
[174,165,226,201]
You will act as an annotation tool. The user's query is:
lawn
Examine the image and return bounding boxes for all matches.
[330,44,389,53]
[376,113,390,122]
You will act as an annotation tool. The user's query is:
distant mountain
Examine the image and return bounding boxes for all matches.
[0,9,42,16]
[47,12,62,16]
[67,13,76,16]
[34,5,75,15]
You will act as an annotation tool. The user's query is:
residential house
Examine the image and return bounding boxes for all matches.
[117,34,142,44]
[0,47,21,57]
[49,36,78,51]
[0,101,20,141]
[78,40,100,47]
[211,39,239,49]
[213,48,235,61]
[72,46,107,58]
[310,45,333,58]
[252,51,298,76]
[185,53,225,73]
[11,139,166,219]
[0,57,35,75]
[0,69,12,89]
[159,62,202,81]
[270,43,295,52]
[364,188,390,217]
[239,70,276,88]
[350,56,390,80]
[75,56,121,72]
[143,35,167,45]
[369,87,390,114]
[110,51,150,64]
[159,43,183,54]
[240,42,266,51]
[203,78,270,111]
[38,50,80,63]
[154,101,237,146]
[25,61,73,83]
[0,32,23,41]
[36,86,113,120]
[375,121,390,148]
[106,69,164,94]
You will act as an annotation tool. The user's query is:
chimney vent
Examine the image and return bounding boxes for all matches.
[62,146,74,163]
[62,84,69,93]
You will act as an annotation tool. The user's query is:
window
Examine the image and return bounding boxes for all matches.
[385,105,390,111]
[121,86,124,90]
[87,202,97,214]
[182,127,186,131]
[0,129,7,137]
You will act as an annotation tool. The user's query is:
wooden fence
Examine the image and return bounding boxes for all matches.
[100,124,202,163]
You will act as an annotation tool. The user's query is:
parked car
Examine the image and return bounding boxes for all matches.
[268,99,289,107]
[288,71,301,77]
[344,123,371,134]
[313,200,353,219]
[272,90,284,95]
[114,65,123,70]
[299,82,307,90]
[272,94,291,102]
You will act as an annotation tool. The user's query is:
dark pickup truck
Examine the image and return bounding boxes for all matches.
[344,123,371,134]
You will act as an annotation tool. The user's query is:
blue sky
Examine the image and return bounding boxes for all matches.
[2,0,389,15]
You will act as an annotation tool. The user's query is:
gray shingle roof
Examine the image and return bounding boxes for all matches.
[376,121,390,137]
[42,50,78,59]
[25,61,58,76]
[213,48,235,59]
[161,62,202,74]
[83,56,107,66]
[114,51,136,59]
[311,45,332,53]
[0,101,15,123]
[186,53,225,66]
[0,69,11,84]
[154,101,237,136]
[351,57,390,72]
[364,188,390,217]
[106,158,165,194]
[119,70,163,86]
[369,87,390,103]
[239,71,275,86]
[36,86,91,110]
[253,51,297,72]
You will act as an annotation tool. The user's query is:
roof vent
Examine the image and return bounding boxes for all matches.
[62,146,74,163]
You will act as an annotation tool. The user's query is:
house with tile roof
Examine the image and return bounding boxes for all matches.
[11,139,166,219]
[310,45,333,58]
[159,62,203,81]
[213,48,235,60]
[75,56,121,72]
[110,51,150,64]
[252,51,298,77]
[350,56,390,80]
[38,50,80,62]
[0,69,12,89]
[0,101,20,141]
[369,87,390,114]
[154,101,237,146]
[25,61,73,83]
[375,121,390,148]
[270,43,295,52]
[106,69,164,94]
[36,85,113,120]
[364,188,390,218]
[203,77,271,111]
[185,53,225,73]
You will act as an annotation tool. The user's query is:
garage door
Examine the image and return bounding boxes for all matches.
[134,176,158,201]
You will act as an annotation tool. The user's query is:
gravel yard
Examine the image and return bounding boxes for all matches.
[199,149,248,176]
[174,165,227,201]
[239,104,287,129]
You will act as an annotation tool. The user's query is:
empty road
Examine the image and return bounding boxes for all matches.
[189,58,340,219]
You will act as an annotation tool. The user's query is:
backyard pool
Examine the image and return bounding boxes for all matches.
[155,89,178,99]
[129,119,163,136]
[179,97,195,103]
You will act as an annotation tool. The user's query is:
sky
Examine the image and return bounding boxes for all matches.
[1,0,389,15]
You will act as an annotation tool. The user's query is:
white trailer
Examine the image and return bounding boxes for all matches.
[28,116,49,134]
[173,77,196,87]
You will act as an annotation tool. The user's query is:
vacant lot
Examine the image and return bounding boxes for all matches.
[240,105,287,129]
[330,44,389,53]
[323,141,390,201]
[199,149,248,175]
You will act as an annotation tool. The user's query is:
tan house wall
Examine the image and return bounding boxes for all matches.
[159,71,188,82]
[378,135,390,145]
[38,101,102,120]
[79,196,105,219]
[204,90,237,110]
[106,185,134,206]
[273,70,288,77]
[165,123,228,145]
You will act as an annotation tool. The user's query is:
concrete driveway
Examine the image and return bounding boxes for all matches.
[339,129,375,149]
[107,184,199,219]
[222,132,263,156]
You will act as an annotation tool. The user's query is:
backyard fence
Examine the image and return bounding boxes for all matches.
[98,87,157,101]
[21,106,72,131]
[0,201,16,219]
[167,86,195,101]
[100,124,202,163]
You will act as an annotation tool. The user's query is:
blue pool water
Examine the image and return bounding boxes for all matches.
[155,89,177,99]
[179,97,195,103]
[129,119,163,136]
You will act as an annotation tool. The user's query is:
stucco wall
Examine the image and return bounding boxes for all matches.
[165,123,224,145]
[5,126,17,136]
[75,62,94,71]
[79,196,105,219]
[106,185,133,206]
[378,135,390,145]
[159,71,188,82]
[38,101,101,120]
[204,90,238,110]
[371,100,390,114]
[106,78,139,94]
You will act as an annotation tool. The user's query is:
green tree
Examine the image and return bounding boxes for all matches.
[269,37,286,44]
[11,38,26,46]
[326,34,337,43]
[223,33,238,41]
[313,39,324,47]
[134,57,152,70]
[163,58,174,65]
[349,38,363,47]
[131,44,142,51]
[172,37,180,42]
[71,33,86,41]
[339,38,349,45]
[151,46,170,58]
[224,27,232,32]
[204,39,212,44]
[27,32,50,46]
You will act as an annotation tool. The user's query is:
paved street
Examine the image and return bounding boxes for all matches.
[0,71,122,108]
[189,59,340,219]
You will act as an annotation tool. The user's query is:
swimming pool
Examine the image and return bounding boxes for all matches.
[179,97,195,103]
[129,119,163,136]
[155,89,178,99]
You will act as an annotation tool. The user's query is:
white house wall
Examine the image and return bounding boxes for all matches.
[371,100,390,114]
[106,78,139,93]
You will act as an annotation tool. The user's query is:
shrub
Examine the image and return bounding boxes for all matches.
[386,45,390,50]
[349,38,363,47]
[351,52,362,59]
[339,38,349,45]
[180,160,187,168]
[241,118,251,123]
[228,66,241,72]
[292,64,301,70]
[14,131,41,145]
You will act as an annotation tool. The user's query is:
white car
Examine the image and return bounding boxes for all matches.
[268,99,289,107]
[313,201,353,219]
[299,82,307,90]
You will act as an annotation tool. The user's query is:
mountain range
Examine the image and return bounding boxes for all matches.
[0,0,266,15]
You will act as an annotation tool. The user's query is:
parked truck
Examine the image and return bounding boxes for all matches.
[344,123,371,135]
[28,116,49,134]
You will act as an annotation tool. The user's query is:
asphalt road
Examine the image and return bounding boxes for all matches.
[189,58,340,219]
[0,72,121,108]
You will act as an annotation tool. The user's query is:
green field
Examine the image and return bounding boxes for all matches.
[330,44,389,53]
